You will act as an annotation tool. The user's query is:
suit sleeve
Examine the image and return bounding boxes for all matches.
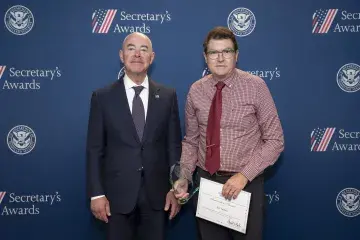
[167,89,182,168]
[86,92,106,198]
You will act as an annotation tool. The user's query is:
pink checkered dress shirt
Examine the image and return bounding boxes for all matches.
[180,69,284,181]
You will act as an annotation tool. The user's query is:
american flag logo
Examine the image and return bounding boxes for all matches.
[0,66,6,79]
[312,9,338,34]
[0,192,6,204]
[311,127,336,151]
[92,9,117,34]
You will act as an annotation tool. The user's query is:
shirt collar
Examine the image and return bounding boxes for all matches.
[123,73,149,90]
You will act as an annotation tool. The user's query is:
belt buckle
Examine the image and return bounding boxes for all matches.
[215,171,224,177]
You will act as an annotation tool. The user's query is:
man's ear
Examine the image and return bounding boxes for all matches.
[149,52,155,64]
[119,50,124,63]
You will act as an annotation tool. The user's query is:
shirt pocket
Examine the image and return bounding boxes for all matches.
[223,103,257,132]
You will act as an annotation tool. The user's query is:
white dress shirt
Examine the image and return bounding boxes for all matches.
[91,74,149,201]
[123,73,149,119]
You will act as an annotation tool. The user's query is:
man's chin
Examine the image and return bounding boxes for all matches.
[212,71,230,78]
[127,68,146,75]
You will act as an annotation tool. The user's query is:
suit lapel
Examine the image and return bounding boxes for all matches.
[142,80,160,143]
[114,78,141,144]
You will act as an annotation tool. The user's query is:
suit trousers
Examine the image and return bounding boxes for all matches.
[107,176,166,240]
[193,167,265,240]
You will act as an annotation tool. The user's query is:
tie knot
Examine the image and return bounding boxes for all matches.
[133,86,144,96]
[215,81,225,90]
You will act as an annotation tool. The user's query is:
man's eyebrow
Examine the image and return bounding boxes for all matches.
[125,44,149,49]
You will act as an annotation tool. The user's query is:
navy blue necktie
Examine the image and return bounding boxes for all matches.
[132,86,145,140]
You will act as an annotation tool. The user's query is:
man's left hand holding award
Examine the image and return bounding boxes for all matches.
[170,162,197,204]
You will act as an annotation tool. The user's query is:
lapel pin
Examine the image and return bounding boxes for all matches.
[155,94,160,99]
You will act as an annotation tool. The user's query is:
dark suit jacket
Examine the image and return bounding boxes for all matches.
[86,77,182,214]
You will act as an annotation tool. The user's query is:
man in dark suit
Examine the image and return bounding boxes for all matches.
[86,32,182,240]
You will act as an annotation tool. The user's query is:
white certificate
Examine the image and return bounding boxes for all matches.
[195,177,251,234]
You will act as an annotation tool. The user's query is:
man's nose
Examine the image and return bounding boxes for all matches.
[134,49,141,57]
[217,53,224,62]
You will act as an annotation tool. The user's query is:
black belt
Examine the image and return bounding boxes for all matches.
[198,167,237,177]
[214,171,237,177]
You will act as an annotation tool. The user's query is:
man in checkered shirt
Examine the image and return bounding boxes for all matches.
[174,26,284,240]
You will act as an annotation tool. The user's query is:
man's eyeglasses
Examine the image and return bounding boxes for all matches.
[206,49,236,60]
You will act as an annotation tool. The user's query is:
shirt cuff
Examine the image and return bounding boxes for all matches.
[240,160,259,182]
[91,195,105,200]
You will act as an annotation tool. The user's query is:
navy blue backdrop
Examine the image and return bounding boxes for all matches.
[1,0,360,239]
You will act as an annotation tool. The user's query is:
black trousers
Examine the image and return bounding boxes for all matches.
[107,177,166,240]
[193,168,265,240]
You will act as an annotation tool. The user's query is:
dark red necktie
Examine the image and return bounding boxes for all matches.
[205,81,225,175]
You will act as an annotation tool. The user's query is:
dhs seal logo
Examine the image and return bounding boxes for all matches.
[7,125,36,155]
[336,188,360,217]
[337,63,360,93]
[4,5,34,35]
[202,67,211,77]
[117,66,125,79]
[227,8,256,37]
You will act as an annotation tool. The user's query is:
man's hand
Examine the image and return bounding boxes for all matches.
[222,173,249,200]
[91,196,111,223]
[173,178,189,200]
[164,191,181,220]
